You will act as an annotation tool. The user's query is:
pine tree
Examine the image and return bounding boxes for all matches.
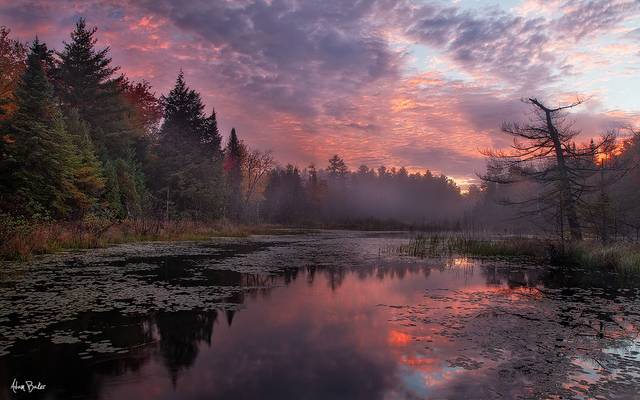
[55,19,129,151]
[327,155,348,178]
[263,165,307,223]
[102,160,123,217]
[56,18,148,217]
[64,108,105,217]
[153,72,224,219]
[1,40,76,218]
[224,127,244,220]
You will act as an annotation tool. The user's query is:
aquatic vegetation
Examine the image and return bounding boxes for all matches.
[387,234,547,259]
[381,283,640,399]
[1,232,639,399]
[390,234,640,272]
[556,242,640,272]
[0,232,383,358]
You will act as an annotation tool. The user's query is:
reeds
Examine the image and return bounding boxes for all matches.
[390,234,640,272]
[388,234,546,259]
[0,217,280,261]
[560,242,640,273]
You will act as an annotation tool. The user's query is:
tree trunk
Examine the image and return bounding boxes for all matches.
[538,104,583,241]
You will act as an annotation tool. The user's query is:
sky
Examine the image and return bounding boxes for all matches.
[1,0,639,186]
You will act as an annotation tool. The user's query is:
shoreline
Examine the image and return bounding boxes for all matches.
[3,220,640,273]
[0,219,297,261]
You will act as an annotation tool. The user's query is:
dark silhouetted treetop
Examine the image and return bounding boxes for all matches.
[152,72,224,219]
[56,18,118,108]
[327,154,348,178]
[224,128,243,173]
[224,127,245,220]
[56,18,135,157]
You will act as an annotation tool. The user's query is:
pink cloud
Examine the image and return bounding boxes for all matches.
[1,0,638,184]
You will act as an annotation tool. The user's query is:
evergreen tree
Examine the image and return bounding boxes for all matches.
[64,108,105,217]
[103,160,123,217]
[263,165,307,223]
[1,40,76,218]
[56,18,148,217]
[224,127,244,220]
[327,155,348,178]
[306,164,327,220]
[56,19,129,151]
[153,72,224,219]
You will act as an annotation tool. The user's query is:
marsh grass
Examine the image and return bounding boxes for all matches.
[388,234,546,259]
[0,218,285,261]
[389,234,640,272]
[559,242,640,273]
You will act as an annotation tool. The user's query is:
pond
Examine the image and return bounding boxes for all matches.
[1,231,639,399]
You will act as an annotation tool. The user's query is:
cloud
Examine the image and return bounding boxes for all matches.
[553,0,640,40]
[127,0,400,119]
[0,0,638,183]
[405,4,559,89]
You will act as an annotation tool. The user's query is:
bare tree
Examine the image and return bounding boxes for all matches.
[481,98,618,242]
[241,148,275,220]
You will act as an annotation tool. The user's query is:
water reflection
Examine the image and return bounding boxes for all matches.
[1,235,639,399]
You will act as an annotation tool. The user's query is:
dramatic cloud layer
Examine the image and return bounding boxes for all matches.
[1,0,639,185]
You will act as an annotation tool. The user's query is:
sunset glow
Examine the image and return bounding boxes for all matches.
[2,0,638,184]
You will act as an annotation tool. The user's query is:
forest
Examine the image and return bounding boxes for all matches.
[1,20,639,261]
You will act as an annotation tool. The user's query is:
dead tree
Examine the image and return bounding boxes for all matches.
[481,98,617,242]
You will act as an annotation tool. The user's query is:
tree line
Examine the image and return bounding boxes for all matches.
[260,159,465,226]
[2,20,638,239]
[0,20,471,227]
[0,20,282,223]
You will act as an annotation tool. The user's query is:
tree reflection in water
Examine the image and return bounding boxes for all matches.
[1,235,639,399]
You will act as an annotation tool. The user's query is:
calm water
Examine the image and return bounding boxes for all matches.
[1,232,640,399]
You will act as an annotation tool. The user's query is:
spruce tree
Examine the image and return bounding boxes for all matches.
[55,19,128,151]
[154,72,224,219]
[56,18,148,217]
[327,155,348,178]
[224,128,244,220]
[2,40,76,218]
[64,109,105,216]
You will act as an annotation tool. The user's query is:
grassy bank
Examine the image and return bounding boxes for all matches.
[388,234,640,272]
[0,218,288,261]
[559,241,640,272]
